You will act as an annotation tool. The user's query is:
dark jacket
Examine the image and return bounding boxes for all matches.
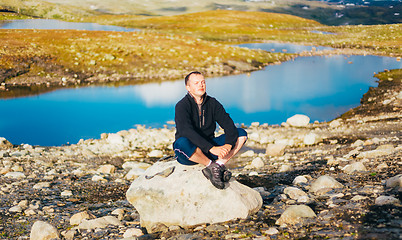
[174,93,238,153]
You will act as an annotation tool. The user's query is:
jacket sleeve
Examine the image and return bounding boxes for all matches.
[214,99,238,147]
[175,101,214,153]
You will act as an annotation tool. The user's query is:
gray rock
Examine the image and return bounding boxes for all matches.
[386,174,402,189]
[310,175,343,194]
[227,60,256,71]
[276,205,316,225]
[279,164,293,172]
[286,114,310,127]
[4,172,25,179]
[0,137,13,149]
[284,187,308,201]
[329,119,342,128]
[375,196,400,206]
[30,221,59,240]
[78,216,122,229]
[293,176,308,185]
[342,162,367,174]
[126,161,262,232]
[70,211,96,225]
[357,144,395,159]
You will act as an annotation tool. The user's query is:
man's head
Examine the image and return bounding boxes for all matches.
[185,71,206,99]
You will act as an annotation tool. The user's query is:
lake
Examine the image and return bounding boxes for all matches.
[0,20,401,146]
[0,19,138,32]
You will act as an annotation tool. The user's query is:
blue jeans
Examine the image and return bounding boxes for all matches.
[173,128,247,165]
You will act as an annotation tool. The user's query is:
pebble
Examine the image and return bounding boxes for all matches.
[30,221,59,240]
[375,196,400,206]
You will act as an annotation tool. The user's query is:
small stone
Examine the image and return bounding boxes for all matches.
[310,175,343,194]
[276,205,316,225]
[293,176,308,185]
[250,157,264,169]
[147,150,163,158]
[61,190,73,197]
[9,205,23,213]
[241,150,255,157]
[70,211,95,225]
[30,221,59,240]
[98,164,116,174]
[4,172,25,179]
[304,133,318,145]
[329,119,342,128]
[266,143,286,156]
[33,182,51,189]
[385,174,402,188]
[123,228,144,238]
[284,187,308,200]
[92,175,107,182]
[279,164,293,172]
[342,162,367,174]
[375,196,400,206]
[264,227,279,235]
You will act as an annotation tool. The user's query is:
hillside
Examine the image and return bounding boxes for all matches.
[1,0,400,25]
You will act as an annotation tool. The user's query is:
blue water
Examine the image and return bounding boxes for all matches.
[0,52,400,146]
[0,19,138,32]
[238,42,333,53]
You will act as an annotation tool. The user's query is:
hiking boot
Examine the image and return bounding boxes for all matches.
[220,164,232,182]
[202,162,225,189]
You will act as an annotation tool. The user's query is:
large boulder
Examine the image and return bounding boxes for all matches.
[126,161,262,232]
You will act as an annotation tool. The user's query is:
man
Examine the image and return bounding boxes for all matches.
[173,71,248,189]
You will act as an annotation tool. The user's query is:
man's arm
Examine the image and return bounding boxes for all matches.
[214,99,238,148]
[175,101,214,153]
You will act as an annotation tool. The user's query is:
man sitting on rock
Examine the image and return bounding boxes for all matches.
[173,71,248,189]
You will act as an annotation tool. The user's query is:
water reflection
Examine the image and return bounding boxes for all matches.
[238,42,333,53]
[0,54,400,146]
[0,19,139,32]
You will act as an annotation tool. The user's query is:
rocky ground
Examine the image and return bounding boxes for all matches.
[0,74,401,239]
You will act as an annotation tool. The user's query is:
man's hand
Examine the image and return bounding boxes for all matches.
[210,144,232,159]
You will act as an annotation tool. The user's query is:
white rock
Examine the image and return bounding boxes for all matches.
[9,205,23,213]
[352,139,365,147]
[241,150,255,157]
[304,133,318,145]
[375,196,400,206]
[122,162,152,170]
[329,119,342,128]
[293,176,308,185]
[61,190,73,197]
[279,164,293,172]
[386,174,402,189]
[70,211,95,225]
[275,205,316,225]
[310,175,343,194]
[147,150,163,158]
[4,172,25,179]
[351,195,368,202]
[357,144,395,159]
[126,161,262,232]
[30,221,59,240]
[125,168,146,180]
[266,143,286,156]
[249,171,259,176]
[33,182,51,189]
[342,162,367,174]
[264,227,279,235]
[284,187,308,200]
[92,175,107,182]
[123,228,144,238]
[286,114,310,127]
[107,133,124,145]
[78,216,122,229]
[376,163,388,170]
[97,164,115,174]
[250,157,264,169]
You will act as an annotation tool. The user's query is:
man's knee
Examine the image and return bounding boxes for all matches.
[173,137,198,165]
[237,128,248,138]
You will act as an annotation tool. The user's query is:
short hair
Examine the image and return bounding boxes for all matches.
[185,71,202,86]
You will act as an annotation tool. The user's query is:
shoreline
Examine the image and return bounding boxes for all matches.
[0,46,400,100]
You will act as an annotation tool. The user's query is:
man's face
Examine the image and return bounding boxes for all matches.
[186,74,206,98]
